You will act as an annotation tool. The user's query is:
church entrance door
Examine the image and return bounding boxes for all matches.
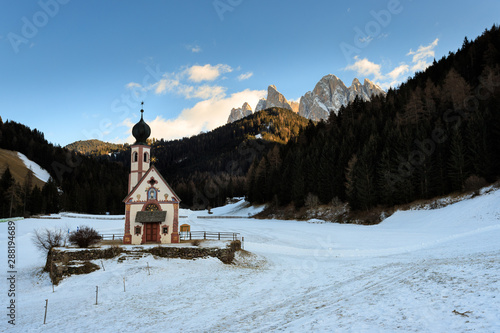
[145,223,159,242]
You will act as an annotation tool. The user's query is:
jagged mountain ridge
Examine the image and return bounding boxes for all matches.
[227,75,385,123]
[299,75,385,121]
[227,102,253,123]
[255,85,299,113]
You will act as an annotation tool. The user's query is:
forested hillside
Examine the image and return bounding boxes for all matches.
[0,119,127,217]
[247,26,500,212]
[65,139,126,156]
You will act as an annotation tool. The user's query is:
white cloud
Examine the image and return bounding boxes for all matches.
[118,63,261,142]
[344,56,383,81]
[186,64,233,82]
[190,45,202,53]
[126,82,142,89]
[154,78,180,95]
[122,89,266,143]
[344,38,439,90]
[237,72,253,81]
[407,38,439,72]
[359,36,373,44]
[190,85,226,99]
[387,64,409,81]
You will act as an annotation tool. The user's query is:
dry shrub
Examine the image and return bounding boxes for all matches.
[191,239,201,246]
[305,193,319,208]
[69,226,101,248]
[464,175,488,193]
[228,240,241,251]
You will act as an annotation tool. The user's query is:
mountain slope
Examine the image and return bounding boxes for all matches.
[0,148,46,189]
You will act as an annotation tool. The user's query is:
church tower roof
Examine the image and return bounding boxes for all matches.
[132,103,151,145]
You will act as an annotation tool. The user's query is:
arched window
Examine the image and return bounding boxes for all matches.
[132,152,138,162]
[144,152,149,163]
[145,203,159,211]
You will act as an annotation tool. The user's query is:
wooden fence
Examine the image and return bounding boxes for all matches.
[99,234,123,241]
[98,232,241,242]
[179,231,240,241]
[197,216,249,219]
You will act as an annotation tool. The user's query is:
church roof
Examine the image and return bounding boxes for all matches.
[132,108,151,145]
[136,211,167,222]
[123,165,181,203]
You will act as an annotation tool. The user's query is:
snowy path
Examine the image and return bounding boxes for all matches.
[1,190,499,332]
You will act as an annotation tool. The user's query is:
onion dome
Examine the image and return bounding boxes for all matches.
[132,107,151,145]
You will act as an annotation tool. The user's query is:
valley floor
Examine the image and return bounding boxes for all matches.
[1,190,499,332]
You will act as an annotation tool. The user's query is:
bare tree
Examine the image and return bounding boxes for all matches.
[32,228,66,254]
[32,228,67,272]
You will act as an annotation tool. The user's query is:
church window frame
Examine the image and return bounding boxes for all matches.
[133,151,138,162]
[134,226,141,235]
[144,152,149,163]
[162,226,168,234]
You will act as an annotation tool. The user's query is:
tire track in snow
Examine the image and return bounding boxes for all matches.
[207,262,419,332]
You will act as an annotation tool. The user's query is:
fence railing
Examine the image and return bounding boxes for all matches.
[179,231,240,241]
[197,216,250,219]
[98,232,240,242]
[99,234,123,241]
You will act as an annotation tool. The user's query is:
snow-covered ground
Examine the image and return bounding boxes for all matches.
[17,152,51,183]
[1,190,499,332]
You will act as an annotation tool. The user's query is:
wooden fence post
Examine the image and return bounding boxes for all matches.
[43,299,48,324]
[95,286,98,305]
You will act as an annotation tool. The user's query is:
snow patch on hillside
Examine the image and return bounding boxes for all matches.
[187,197,266,217]
[17,152,51,183]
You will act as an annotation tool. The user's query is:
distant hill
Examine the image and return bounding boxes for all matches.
[65,139,126,155]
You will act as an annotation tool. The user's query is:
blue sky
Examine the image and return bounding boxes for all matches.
[1,0,498,146]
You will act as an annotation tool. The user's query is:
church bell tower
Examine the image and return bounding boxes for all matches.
[123,102,181,245]
[129,103,151,193]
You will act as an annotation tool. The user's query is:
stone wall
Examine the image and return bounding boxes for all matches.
[146,246,235,264]
[47,242,240,285]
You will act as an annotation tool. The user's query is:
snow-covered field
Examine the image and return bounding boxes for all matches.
[1,191,499,332]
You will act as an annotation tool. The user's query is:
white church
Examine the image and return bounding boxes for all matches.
[123,106,181,244]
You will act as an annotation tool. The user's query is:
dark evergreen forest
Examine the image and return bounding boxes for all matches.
[0,120,127,217]
[246,26,500,210]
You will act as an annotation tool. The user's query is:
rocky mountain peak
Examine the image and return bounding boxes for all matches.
[299,76,386,121]
[254,85,297,113]
[227,76,385,124]
[227,102,253,123]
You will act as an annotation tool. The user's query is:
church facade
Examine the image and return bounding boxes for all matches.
[123,107,180,244]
